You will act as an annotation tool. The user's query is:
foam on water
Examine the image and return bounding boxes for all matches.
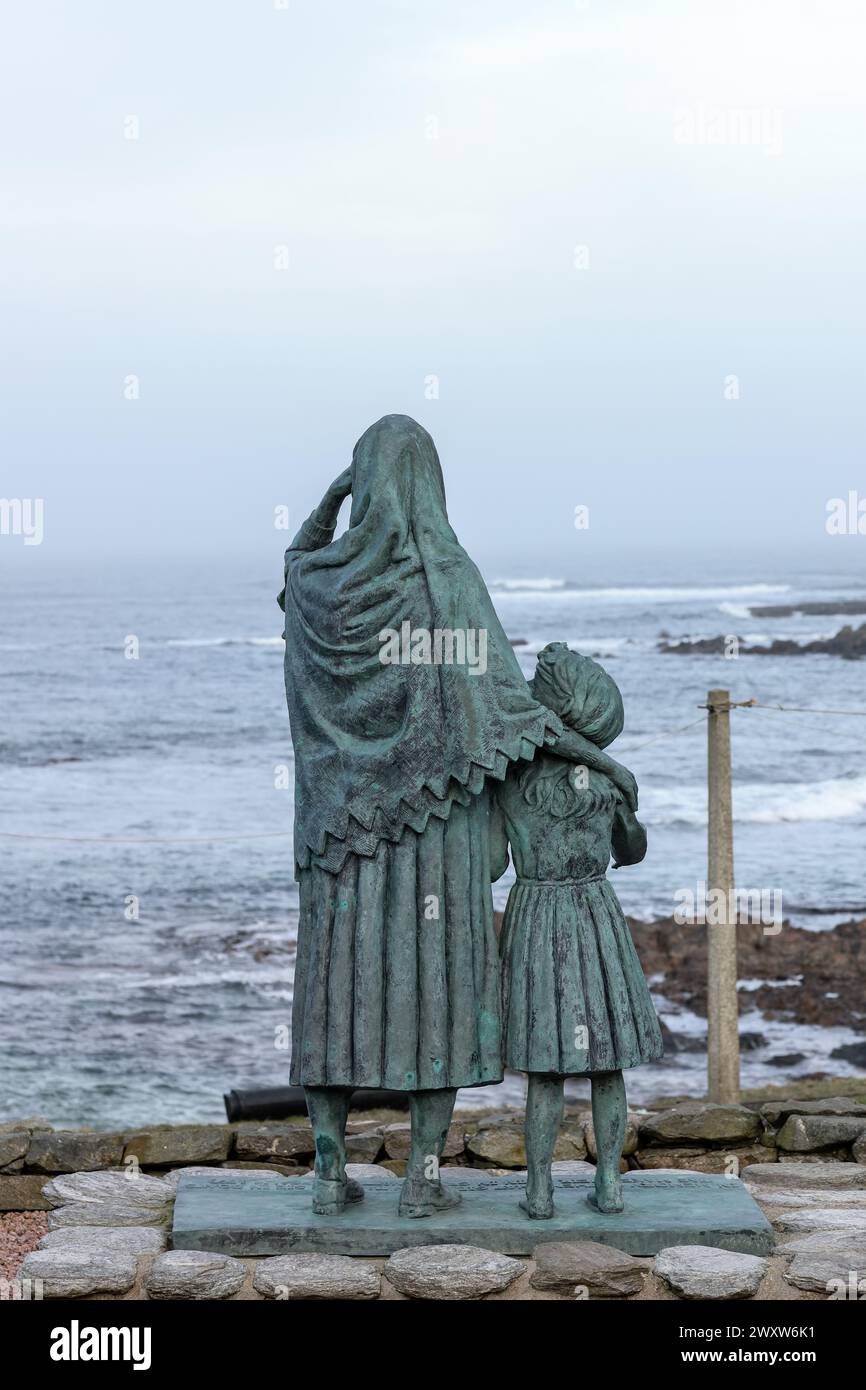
[641,773,866,827]
[490,582,792,603]
[490,576,567,591]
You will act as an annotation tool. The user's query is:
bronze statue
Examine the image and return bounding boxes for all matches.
[279,416,644,1218]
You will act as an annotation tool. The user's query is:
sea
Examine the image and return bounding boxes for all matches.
[1,551,865,1127]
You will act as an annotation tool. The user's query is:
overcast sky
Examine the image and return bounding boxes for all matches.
[2,0,865,573]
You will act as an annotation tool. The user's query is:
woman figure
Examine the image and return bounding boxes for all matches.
[491,643,664,1218]
[279,416,639,1218]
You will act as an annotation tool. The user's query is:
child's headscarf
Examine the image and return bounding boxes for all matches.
[530,643,624,748]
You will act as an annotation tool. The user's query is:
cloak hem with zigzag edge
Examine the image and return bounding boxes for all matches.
[294,712,563,875]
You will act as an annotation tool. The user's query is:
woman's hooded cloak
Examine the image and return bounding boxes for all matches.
[281,414,562,873]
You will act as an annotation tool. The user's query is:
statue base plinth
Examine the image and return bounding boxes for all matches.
[171,1169,773,1258]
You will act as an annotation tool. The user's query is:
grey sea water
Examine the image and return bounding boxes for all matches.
[1,553,864,1126]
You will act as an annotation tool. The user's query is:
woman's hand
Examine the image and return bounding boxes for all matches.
[606,760,638,813]
[314,467,353,530]
[325,467,352,505]
[547,728,638,812]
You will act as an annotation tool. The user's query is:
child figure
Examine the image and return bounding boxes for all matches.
[490,643,664,1217]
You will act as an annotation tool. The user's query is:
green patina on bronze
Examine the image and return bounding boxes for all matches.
[279,416,655,1221]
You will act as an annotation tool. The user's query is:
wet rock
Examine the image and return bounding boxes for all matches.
[658,1021,705,1054]
[385,1244,523,1299]
[145,1249,247,1300]
[832,1041,866,1066]
[766,1053,806,1068]
[629,916,866,1034]
[761,1097,866,1127]
[125,1126,231,1166]
[655,1245,767,1299]
[26,1132,125,1173]
[775,1115,866,1152]
[254,1253,380,1300]
[17,1248,138,1298]
[658,1026,765,1054]
[661,623,866,659]
[530,1241,646,1297]
[639,1105,760,1145]
[750,600,866,618]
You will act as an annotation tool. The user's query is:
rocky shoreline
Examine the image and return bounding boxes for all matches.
[660,622,866,658]
[627,913,866,1041]
[748,600,866,618]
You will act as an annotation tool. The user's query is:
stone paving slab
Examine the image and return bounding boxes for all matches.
[172,1169,774,1258]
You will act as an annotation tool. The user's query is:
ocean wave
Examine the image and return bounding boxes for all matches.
[715,608,842,640]
[165,636,284,648]
[642,773,866,826]
[514,635,638,656]
[491,583,791,603]
[490,577,567,591]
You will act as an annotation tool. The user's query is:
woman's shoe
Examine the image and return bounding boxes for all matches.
[398,1178,462,1219]
[312,1175,365,1215]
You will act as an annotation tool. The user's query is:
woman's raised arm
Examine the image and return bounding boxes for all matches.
[278,469,352,609]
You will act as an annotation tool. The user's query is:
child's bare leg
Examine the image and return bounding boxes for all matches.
[520,1073,564,1219]
[588,1070,626,1213]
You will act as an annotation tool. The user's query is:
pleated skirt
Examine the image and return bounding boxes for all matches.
[290,794,502,1090]
[500,878,664,1075]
